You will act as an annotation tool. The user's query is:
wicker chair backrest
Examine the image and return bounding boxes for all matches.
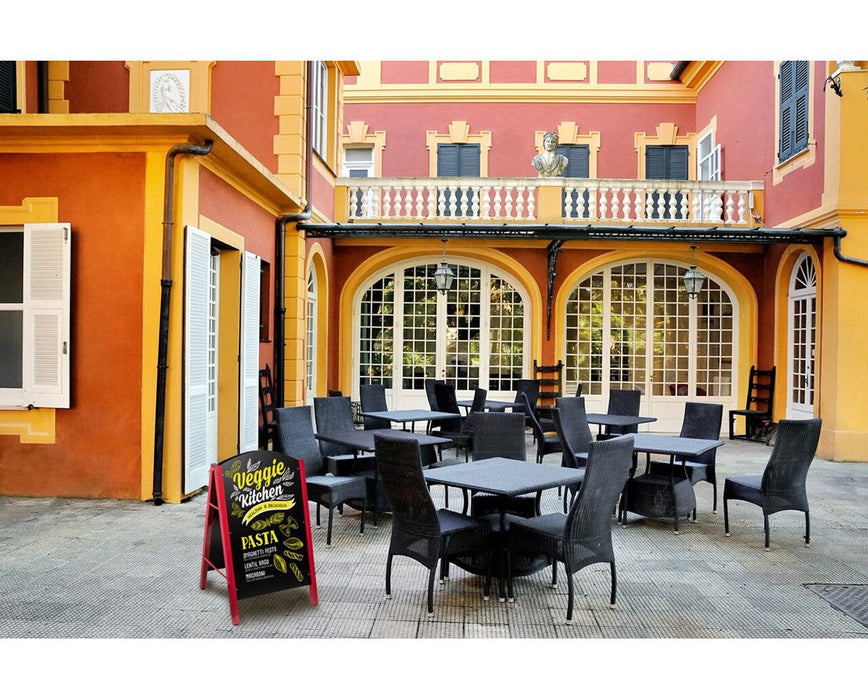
[360,383,391,430]
[375,433,440,540]
[761,418,821,512]
[313,396,355,457]
[555,395,594,455]
[472,412,526,461]
[565,435,634,549]
[274,406,326,477]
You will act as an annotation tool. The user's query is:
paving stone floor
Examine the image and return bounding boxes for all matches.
[1,435,864,693]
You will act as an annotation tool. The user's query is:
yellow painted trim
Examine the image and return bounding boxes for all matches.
[536,123,602,177]
[15,62,26,113]
[771,61,817,186]
[634,123,697,179]
[140,151,165,500]
[675,61,725,91]
[125,61,215,114]
[197,216,246,251]
[47,61,69,114]
[305,244,329,400]
[425,123,492,177]
[341,121,386,176]
[162,157,202,504]
[773,245,822,424]
[0,197,59,443]
[552,246,757,404]
[337,243,543,392]
[547,62,588,82]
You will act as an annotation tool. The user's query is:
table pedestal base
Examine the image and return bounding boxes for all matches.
[622,474,696,533]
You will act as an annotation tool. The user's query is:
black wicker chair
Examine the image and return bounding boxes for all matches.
[359,382,391,430]
[274,406,367,547]
[554,396,594,512]
[724,418,822,549]
[432,384,486,460]
[601,389,641,439]
[313,396,375,476]
[375,432,492,616]
[648,402,723,517]
[522,392,561,464]
[469,412,536,518]
[506,435,635,622]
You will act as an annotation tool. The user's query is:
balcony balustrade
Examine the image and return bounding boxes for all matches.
[336,177,763,226]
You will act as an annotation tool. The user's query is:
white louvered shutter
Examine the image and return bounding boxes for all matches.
[24,223,71,408]
[239,251,261,452]
[184,226,211,491]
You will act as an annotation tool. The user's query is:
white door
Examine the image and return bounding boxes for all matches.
[184,226,218,492]
[787,253,816,419]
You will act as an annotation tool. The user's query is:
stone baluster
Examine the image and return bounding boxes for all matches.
[599,188,609,220]
[725,191,735,224]
[383,187,393,219]
[527,188,535,219]
[737,190,747,224]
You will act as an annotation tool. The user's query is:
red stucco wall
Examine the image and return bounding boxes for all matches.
[210,62,281,173]
[67,61,130,113]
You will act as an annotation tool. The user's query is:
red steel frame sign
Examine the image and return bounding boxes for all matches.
[200,450,318,625]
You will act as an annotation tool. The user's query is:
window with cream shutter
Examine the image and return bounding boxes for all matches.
[0,223,71,408]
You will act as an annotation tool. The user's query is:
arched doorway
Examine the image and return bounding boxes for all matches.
[563,259,739,432]
[354,257,530,408]
[787,253,816,419]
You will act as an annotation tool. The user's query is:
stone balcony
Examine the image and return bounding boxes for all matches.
[334,177,764,226]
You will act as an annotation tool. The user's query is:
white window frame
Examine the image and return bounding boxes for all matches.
[697,132,721,181]
[305,267,318,401]
[311,61,329,158]
[239,251,261,452]
[343,145,374,177]
[0,223,71,409]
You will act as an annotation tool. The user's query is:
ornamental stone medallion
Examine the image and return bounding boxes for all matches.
[150,70,190,113]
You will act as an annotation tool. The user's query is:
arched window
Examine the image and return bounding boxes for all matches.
[564,259,737,431]
[356,259,528,406]
[788,253,816,419]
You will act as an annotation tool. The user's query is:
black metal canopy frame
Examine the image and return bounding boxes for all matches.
[298,221,858,338]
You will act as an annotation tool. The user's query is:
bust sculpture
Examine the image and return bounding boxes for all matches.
[532,131,568,176]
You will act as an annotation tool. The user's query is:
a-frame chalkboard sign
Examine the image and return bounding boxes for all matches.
[200,450,318,625]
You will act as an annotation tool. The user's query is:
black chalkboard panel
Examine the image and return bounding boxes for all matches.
[200,450,318,624]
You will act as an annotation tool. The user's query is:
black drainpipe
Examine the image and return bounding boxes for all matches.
[152,140,213,505]
[833,232,868,267]
[37,62,48,113]
[273,61,315,408]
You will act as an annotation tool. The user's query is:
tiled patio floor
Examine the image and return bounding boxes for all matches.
[1,435,864,692]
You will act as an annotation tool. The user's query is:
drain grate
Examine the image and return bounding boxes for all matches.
[805,584,868,626]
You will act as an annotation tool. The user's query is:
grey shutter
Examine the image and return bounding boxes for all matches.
[645,146,688,219]
[558,145,590,217]
[0,61,18,114]
[779,61,809,161]
[437,144,480,216]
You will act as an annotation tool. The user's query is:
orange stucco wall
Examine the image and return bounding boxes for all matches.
[0,152,146,499]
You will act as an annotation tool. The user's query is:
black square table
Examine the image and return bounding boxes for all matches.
[456,399,523,412]
[358,409,458,432]
[586,413,657,436]
[622,434,724,533]
[423,458,584,601]
[316,428,453,524]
